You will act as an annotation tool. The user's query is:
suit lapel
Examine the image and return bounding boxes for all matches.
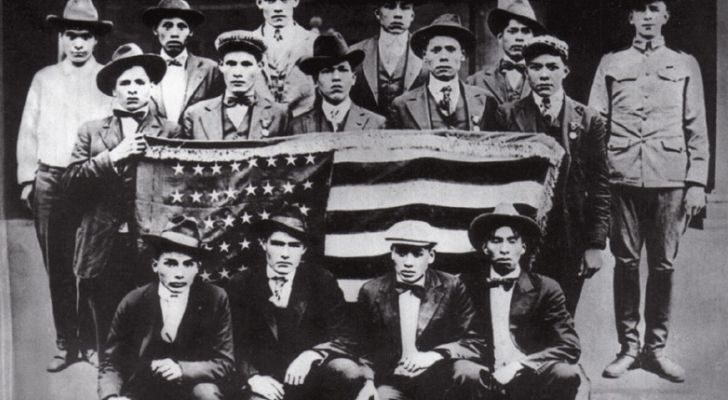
[253,270,279,341]
[249,98,276,139]
[480,68,505,104]
[361,38,379,105]
[514,97,541,133]
[510,273,537,323]
[138,108,164,138]
[463,82,486,129]
[183,55,205,108]
[404,86,430,130]
[344,104,370,131]
[416,270,444,337]
[99,116,123,151]
[201,97,224,141]
[174,281,204,347]
[377,274,401,343]
[403,38,422,90]
[559,97,576,157]
[138,284,162,359]
[150,86,166,117]
[288,267,310,330]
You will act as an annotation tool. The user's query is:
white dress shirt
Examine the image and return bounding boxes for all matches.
[115,105,149,138]
[267,265,297,308]
[321,97,352,131]
[427,77,460,115]
[160,49,189,122]
[532,90,565,125]
[158,283,191,343]
[378,29,409,76]
[397,276,425,356]
[224,90,252,128]
[490,267,526,368]
[501,54,526,90]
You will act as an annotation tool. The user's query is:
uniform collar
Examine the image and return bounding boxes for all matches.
[633,36,665,53]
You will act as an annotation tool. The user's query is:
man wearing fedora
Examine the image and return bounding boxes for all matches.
[15,0,113,371]
[182,30,290,140]
[462,203,583,400]
[227,205,367,400]
[63,43,180,360]
[388,14,498,131]
[588,0,708,382]
[99,216,235,400]
[356,220,487,400]
[143,0,224,124]
[349,0,427,116]
[290,31,386,134]
[491,36,610,316]
[466,1,545,105]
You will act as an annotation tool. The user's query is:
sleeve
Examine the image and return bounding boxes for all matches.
[584,113,611,248]
[16,74,42,184]
[433,277,488,360]
[311,272,359,359]
[587,55,611,119]
[98,295,134,400]
[355,286,376,381]
[683,55,709,186]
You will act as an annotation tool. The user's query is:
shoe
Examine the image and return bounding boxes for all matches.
[602,353,639,378]
[641,353,685,383]
[46,349,75,372]
[80,348,98,368]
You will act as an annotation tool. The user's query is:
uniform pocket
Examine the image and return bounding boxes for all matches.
[661,138,685,153]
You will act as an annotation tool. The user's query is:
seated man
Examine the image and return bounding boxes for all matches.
[291,31,386,134]
[182,30,289,140]
[357,220,486,400]
[99,216,235,400]
[462,203,584,400]
[227,205,367,400]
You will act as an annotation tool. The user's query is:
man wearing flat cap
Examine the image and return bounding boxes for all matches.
[63,43,180,361]
[350,0,428,115]
[227,205,367,400]
[388,14,498,131]
[461,203,584,400]
[15,0,113,371]
[588,0,707,383]
[289,31,386,134]
[491,36,610,316]
[144,0,223,124]
[182,31,289,140]
[466,0,545,105]
[99,216,235,400]
[356,220,487,400]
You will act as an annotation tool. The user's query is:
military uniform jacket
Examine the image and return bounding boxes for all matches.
[288,101,386,134]
[466,62,531,105]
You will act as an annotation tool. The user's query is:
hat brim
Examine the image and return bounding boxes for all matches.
[298,49,366,76]
[468,213,541,250]
[46,15,114,35]
[142,234,207,257]
[96,54,167,96]
[256,219,313,245]
[410,25,476,58]
[142,8,205,28]
[487,9,546,37]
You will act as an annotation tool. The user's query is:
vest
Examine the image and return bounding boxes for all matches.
[378,49,408,114]
[428,91,469,130]
[222,107,253,140]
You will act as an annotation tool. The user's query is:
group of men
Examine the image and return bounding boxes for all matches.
[15,0,709,398]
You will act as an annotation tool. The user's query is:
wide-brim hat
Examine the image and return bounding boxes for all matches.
[410,13,476,58]
[468,203,541,250]
[488,1,545,37]
[46,0,113,36]
[142,0,205,28]
[97,43,167,96]
[384,220,438,249]
[215,30,267,61]
[256,205,313,244]
[143,215,207,256]
[299,31,365,76]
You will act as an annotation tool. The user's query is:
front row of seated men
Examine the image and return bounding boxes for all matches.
[99,203,582,400]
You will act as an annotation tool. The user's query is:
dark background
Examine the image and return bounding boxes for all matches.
[2,0,717,218]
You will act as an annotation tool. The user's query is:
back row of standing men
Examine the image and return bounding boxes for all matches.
[15,0,708,396]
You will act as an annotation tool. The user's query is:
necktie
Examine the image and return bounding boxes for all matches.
[439,86,452,116]
[499,59,526,73]
[486,277,518,291]
[395,282,426,299]
[113,109,145,122]
[224,93,256,107]
[541,96,553,126]
[270,276,288,307]
[167,58,183,67]
[273,28,283,42]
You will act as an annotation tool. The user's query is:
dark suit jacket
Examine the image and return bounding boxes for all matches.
[181,95,290,140]
[98,280,235,400]
[62,106,180,279]
[357,269,487,378]
[466,63,531,105]
[462,270,581,373]
[152,53,224,124]
[288,101,386,134]
[227,264,356,383]
[387,80,498,131]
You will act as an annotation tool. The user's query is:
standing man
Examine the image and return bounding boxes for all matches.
[466,1,545,105]
[183,31,289,140]
[350,0,427,115]
[588,0,708,382]
[290,31,386,134]
[143,0,224,124]
[492,36,610,315]
[15,0,113,371]
[388,14,498,131]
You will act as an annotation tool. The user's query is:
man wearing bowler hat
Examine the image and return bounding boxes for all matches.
[466,1,545,105]
[388,14,498,131]
[462,203,584,400]
[15,0,113,371]
[227,205,367,400]
[99,216,235,400]
[290,31,386,134]
[143,0,224,124]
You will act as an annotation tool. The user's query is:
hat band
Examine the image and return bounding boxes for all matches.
[385,238,437,247]
[159,231,200,249]
[270,216,306,233]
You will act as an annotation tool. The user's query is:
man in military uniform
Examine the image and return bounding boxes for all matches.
[588,0,709,382]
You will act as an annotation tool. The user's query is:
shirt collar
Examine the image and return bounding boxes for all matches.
[262,22,296,40]
[532,90,564,115]
[158,281,191,300]
[161,49,189,66]
[633,36,665,53]
[489,265,521,280]
[428,77,460,101]
[266,264,297,282]
[61,56,97,75]
[321,97,352,124]
[379,29,409,48]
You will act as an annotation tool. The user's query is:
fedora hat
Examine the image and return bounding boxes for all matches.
[623,0,676,10]
[142,0,205,28]
[410,13,476,58]
[46,0,113,36]
[468,203,541,250]
[143,215,206,256]
[256,205,312,244]
[522,35,569,62]
[298,31,365,76]
[97,43,166,96]
[488,0,545,36]
[384,220,438,249]
[214,30,267,61]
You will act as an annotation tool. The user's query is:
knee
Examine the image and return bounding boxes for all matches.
[450,359,487,385]
[323,357,367,382]
[191,383,222,400]
[547,363,581,389]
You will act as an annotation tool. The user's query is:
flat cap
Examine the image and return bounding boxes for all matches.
[214,30,267,60]
[523,35,569,62]
[385,220,438,248]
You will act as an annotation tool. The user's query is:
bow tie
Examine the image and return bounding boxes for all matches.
[224,94,256,107]
[500,59,526,73]
[113,109,146,121]
[270,276,288,284]
[166,58,183,67]
[486,277,518,291]
[395,282,426,299]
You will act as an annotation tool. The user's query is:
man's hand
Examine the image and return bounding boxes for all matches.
[20,183,33,211]
[394,351,444,378]
[151,358,183,382]
[284,350,324,386]
[580,248,604,279]
[492,362,524,385]
[684,186,706,219]
[355,379,379,400]
[109,133,147,165]
[248,375,284,400]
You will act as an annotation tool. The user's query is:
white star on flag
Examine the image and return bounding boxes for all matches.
[262,182,275,195]
[299,205,311,216]
[230,161,242,172]
[286,155,297,165]
[171,190,184,203]
[238,265,248,272]
[209,190,222,202]
[248,158,258,168]
[190,191,203,203]
[193,164,205,175]
[259,210,270,220]
[203,217,215,230]
[244,184,257,196]
[281,181,295,194]
[222,214,236,228]
[200,270,212,282]
[240,212,253,224]
[172,163,185,175]
[305,154,316,164]
[211,163,223,175]
[219,268,231,280]
[239,238,251,249]
[303,180,314,190]
[219,241,230,253]
[225,188,238,201]
[266,157,277,167]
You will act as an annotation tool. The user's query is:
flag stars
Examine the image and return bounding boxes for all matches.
[203,216,215,230]
[239,238,251,250]
[285,155,297,165]
[281,181,295,194]
[170,190,184,204]
[298,205,311,216]
[219,268,231,280]
[266,156,277,167]
[262,182,275,195]
[305,154,316,164]
[209,190,222,202]
[190,191,203,203]
[248,158,258,168]
[244,184,257,196]
[200,270,212,282]
[302,180,314,190]
[224,187,238,201]
[240,212,253,224]
[222,214,236,228]
[172,163,185,175]
[193,164,205,175]
[230,161,242,172]
[238,264,248,272]
[211,163,223,175]
[219,241,230,253]
[259,210,270,220]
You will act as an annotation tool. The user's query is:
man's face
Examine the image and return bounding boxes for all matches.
[629,1,669,40]
[391,244,434,284]
[263,231,307,276]
[498,19,534,61]
[60,29,97,66]
[526,53,568,97]
[316,61,356,105]
[152,250,199,293]
[423,36,465,81]
[257,0,299,28]
[154,17,192,57]
[482,226,526,275]
[375,1,415,35]
[220,51,261,94]
[113,66,153,112]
